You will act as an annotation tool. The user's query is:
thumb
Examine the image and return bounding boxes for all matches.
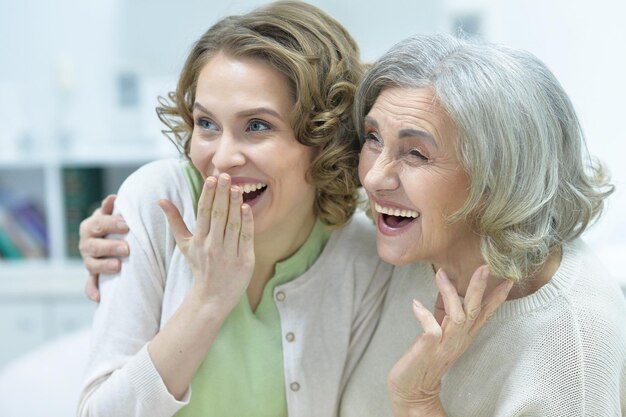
[158,199,192,251]
[100,194,117,215]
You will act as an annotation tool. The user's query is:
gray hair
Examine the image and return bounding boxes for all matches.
[356,34,614,281]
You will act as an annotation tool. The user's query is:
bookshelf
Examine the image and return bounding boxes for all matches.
[0,147,175,368]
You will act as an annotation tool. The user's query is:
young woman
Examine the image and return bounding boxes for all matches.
[77,3,393,416]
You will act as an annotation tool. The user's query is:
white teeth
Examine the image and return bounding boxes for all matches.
[241,183,267,194]
[374,202,419,218]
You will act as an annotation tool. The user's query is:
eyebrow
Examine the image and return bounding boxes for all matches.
[364,115,438,147]
[236,107,283,120]
[193,103,283,120]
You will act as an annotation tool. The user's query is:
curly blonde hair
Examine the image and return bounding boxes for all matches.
[157,1,364,227]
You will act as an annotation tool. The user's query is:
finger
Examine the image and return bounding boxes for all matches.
[209,174,231,245]
[79,237,129,259]
[238,204,254,258]
[223,186,243,251]
[159,199,193,251]
[412,299,443,346]
[84,274,101,303]
[79,213,128,239]
[100,194,117,215]
[435,269,465,326]
[196,177,217,238]
[463,265,489,322]
[470,278,514,338]
[84,257,121,276]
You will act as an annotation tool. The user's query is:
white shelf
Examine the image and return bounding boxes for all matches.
[0,261,86,299]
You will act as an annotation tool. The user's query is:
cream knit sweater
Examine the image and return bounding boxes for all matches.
[340,240,626,416]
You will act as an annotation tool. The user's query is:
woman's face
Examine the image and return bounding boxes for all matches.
[189,52,317,239]
[358,86,476,266]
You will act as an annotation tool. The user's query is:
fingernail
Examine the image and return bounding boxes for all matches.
[117,221,128,231]
[88,288,99,301]
[412,299,423,309]
[219,174,229,187]
[206,177,217,188]
[437,269,448,281]
[115,245,128,256]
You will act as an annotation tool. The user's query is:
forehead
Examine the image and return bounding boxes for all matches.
[367,86,457,146]
[196,52,291,98]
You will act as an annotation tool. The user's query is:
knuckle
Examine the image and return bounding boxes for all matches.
[84,258,97,275]
[87,240,103,258]
[197,202,209,215]
[467,307,481,321]
[212,209,225,220]
[92,219,103,235]
[78,239,87,256]
[484,310,496,321]
[422,328,442,343]
[227,222,239,232]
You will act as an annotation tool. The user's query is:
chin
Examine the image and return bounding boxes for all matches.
[376,239,421,266]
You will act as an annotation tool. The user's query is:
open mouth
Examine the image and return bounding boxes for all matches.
[374,202,419,231]
[241,183,267,205]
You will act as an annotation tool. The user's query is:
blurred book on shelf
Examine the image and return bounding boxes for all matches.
[63,167,103,258]
[0,194,48,259]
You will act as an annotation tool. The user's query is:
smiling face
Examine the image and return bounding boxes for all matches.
[359,86,479,266]
[189,52,317,241]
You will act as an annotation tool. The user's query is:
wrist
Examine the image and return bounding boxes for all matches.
[185,286,238,325]
[389,383,445,417]
[392,401,446,417]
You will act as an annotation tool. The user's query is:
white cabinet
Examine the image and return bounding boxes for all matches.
[0,149,174,368]
[0,303,47,365]
[0,263,97,368]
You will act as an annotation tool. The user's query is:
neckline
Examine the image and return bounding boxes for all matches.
[491,240,581,319]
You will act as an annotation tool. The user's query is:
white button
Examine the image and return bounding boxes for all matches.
[275,291,286,301]
[285,332,295,342]
[290,382,300,392]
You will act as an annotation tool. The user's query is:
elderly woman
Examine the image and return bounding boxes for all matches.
[340,34,626,416]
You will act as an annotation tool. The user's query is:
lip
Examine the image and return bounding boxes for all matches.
[369,195,420,237]
[228,176,267,187]
[369,195,418,214]
[206,175,267,186]
[228,177,268,208]
[376,212,420,237]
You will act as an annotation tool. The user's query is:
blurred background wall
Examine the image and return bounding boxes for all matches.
[1,0,624,253]
[0,0,624,414]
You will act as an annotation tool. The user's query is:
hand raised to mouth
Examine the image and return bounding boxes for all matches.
[159,173,255,314]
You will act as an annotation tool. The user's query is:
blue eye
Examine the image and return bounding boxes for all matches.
[196,118,216,130]
[248,120,271,132]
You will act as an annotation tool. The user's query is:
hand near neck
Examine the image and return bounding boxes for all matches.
[388,266,514,417]
[432,246,562,302]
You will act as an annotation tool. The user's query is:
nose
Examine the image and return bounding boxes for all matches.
[362,151,400,192]
[211,132,246,173]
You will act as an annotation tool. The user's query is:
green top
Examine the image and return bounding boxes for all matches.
[175,161,330,417]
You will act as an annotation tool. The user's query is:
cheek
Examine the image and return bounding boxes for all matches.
[358,149,374,184]
[189,139,213,171]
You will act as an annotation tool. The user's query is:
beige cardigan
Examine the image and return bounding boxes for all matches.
[78,158,393,417]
